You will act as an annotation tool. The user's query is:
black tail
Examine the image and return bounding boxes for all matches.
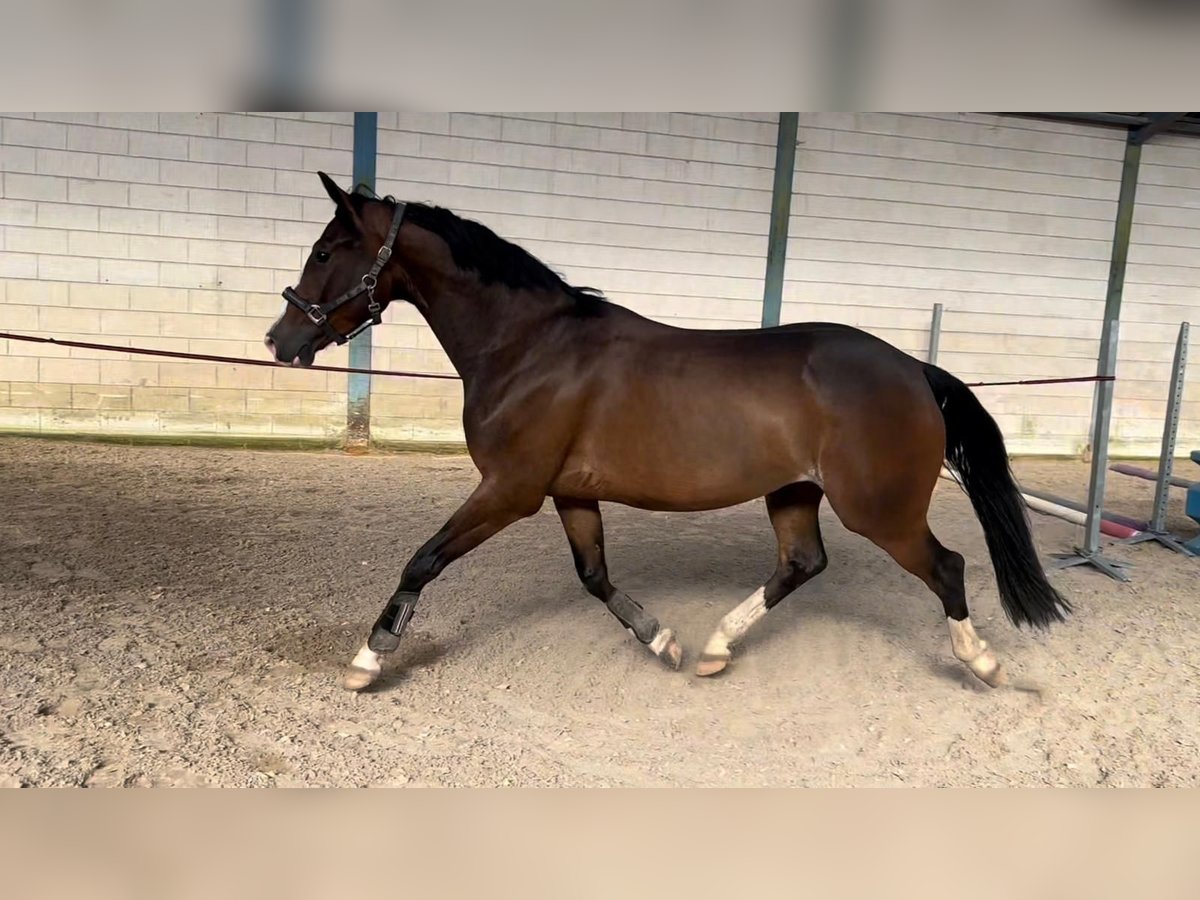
[923,364,1071,629]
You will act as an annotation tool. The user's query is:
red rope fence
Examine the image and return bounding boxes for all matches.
[0,331,1115,388]
[963,375,1114,388]
[0,331,459,381]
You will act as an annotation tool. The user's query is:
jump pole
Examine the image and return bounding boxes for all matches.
[1110,463,1195,491]
[936,471,1141,539]
[1019,486,1149,532]
[1021,494,1141,540]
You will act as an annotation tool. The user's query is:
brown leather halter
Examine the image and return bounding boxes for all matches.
[280,198,407,345]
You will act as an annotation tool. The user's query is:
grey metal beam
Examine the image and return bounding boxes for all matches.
[1132,112,1188,145]
[927,303,944,365]
[761,113,798,328]
[1161,120,1200,138]
[1049,134,1142,582]
[345,112,378,452]
[1150,321,1190,532]
[1123,321,1195,556]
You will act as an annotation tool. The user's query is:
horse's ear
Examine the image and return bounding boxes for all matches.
[318,170,349,203]
[317,171,364,234]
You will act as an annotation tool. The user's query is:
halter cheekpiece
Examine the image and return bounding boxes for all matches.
[281,193,407,345]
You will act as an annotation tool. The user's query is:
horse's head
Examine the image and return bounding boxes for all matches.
[265,171,408,367]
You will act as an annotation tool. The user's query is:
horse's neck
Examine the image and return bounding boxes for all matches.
[398,226,567,386]
[413,280,563,386]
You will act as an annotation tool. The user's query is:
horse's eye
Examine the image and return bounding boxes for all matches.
[314,251,331,264]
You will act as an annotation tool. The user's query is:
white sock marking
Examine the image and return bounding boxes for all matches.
[648,628,673,655]
[948,617,984,661]
[703,586,768,658]
[350,643,382,677]
[947,617,1005,684]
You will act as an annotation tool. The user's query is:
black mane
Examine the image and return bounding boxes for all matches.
[396,200,606,314]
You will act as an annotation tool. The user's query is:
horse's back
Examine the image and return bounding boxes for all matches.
[629,318,931,405]
[548,315,942,510]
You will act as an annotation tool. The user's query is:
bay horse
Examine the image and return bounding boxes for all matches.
[265,172,1070,693]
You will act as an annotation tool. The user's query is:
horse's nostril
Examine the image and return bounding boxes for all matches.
[264,337,277,356]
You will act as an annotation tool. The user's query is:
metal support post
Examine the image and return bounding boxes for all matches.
[761,113,798,328]
[1049,135,1142,581]
[345,112,378,452]
[1123,321,1194,556]
[928,303,944,365]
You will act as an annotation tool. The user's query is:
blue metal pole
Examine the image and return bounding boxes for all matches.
[346,111,378,451]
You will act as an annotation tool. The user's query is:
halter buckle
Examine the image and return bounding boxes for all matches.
[306,306,327,326]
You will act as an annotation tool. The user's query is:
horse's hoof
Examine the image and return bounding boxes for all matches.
[648,628,683,670]
[342,666,378,691]
[695,652,729,677]
[968,648,1007,688]
[661,638,683,670]
[342,644,382,691]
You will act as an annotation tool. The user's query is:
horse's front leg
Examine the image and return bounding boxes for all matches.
[554,497,682,669]
[343,479,542,691]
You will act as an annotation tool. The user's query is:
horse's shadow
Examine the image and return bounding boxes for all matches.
[586,516,1000,690]
[268,622,451,691]
[363,633,449,693]
[273,510,993,692]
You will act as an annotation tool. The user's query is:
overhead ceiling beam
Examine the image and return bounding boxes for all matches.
[1131,112,1189,145]
[1006,112,1147,130]
[1004,112,1200,142]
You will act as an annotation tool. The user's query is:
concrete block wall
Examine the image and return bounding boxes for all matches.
[369,112,778,443]
[1120,133,1200,457]
[2,111,1198,456]
[0,112,352,441]
[781,112,1131,456]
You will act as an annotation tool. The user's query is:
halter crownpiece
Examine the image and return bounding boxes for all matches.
[281,198,408,346]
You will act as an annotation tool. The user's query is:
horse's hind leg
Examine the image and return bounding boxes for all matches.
[868,527,1008,688]
[903,532,1008,687]
[697,481,827,677]
[822,419,1008,688]
[554,498,683,670]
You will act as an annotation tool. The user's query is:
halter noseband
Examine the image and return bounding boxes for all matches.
[280,199,408,346]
